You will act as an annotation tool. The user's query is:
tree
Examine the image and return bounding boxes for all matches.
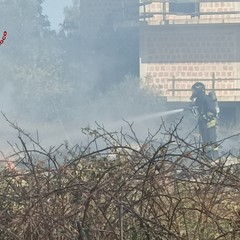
[0,0,50,64]
[0,0,73,120]
[61,0,139,92]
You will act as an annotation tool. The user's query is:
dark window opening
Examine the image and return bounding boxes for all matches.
[169,2,199,15]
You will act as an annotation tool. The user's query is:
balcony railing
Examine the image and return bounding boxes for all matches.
[167,75,240,97]
[139,0,240,25]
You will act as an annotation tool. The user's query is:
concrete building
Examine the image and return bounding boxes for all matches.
[139,0,240,105]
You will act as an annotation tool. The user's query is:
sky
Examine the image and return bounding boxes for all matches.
[42,0,72,31]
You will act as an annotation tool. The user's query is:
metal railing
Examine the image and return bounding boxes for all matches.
[168,75,240,96]
[139,0,240,25]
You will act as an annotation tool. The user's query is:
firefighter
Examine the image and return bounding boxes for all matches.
[190,82,219,159]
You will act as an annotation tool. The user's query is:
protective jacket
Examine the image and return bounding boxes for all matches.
[190,83,219,159]
[193,92,217,128]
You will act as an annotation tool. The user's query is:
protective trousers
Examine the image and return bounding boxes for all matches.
[199,121,218,160]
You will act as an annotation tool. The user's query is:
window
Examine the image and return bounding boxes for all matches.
[169,2,199,15]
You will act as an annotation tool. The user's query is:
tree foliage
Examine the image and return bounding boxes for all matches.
[0,0,147,123]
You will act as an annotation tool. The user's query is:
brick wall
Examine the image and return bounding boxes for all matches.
[201,2,236,13]
[140,24,240,101]
[141,62,239,99]
[141,26,239,63]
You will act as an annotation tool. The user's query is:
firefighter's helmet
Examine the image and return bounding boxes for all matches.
[191,82,205,100]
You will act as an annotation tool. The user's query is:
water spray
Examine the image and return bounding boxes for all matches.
[129,108,185,123]
[104,108,186,130]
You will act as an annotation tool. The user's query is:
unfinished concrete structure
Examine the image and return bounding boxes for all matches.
[139,0,240,104]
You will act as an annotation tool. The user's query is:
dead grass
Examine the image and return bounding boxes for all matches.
[0,118,240,240]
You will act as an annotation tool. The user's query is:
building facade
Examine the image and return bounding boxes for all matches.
[139,0,240,102]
